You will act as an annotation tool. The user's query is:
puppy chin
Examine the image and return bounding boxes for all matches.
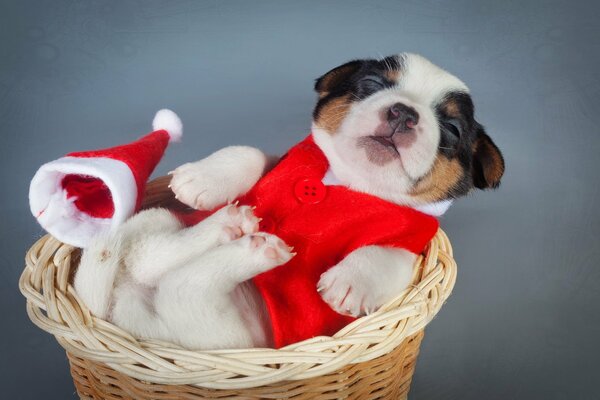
[312,125,412,206]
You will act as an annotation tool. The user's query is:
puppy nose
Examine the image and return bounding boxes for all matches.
[387,103,419,131]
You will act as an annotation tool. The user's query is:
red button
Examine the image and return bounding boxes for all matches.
[294,178,326,204]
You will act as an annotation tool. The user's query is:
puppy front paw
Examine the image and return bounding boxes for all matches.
[169,162,235,210]
[317,247,416,317]
[318,263,384,317]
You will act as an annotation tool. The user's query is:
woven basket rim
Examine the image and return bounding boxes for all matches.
[19,183,457,390]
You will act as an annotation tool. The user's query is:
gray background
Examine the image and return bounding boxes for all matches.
[1,0,599,399]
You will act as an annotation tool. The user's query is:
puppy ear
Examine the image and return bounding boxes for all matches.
[314,61,362,97]
[472,130,505,189]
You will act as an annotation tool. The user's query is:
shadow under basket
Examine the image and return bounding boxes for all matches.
[20,177,457,400]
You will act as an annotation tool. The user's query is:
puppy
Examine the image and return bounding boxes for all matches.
[74,53,504,350]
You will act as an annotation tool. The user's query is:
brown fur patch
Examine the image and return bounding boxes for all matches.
[410,156,464,202]
[484,148,504,185]
[384,69,400,82]
[473,135,504,188]
[315,94,352,134]
[442,100,461,117]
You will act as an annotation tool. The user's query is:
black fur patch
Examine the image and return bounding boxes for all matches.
[435,91,503,197]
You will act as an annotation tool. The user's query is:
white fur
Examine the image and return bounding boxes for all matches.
[152,109,183,142]
[401,53,468,102]
[74,204,292,349]
[414,198,454,216]
[76,53,462,350]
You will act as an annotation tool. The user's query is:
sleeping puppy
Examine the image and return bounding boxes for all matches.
[74,53,504,350]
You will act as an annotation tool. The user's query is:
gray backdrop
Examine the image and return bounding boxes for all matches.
[1,1,599,399]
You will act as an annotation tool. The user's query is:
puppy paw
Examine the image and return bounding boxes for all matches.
[169,162,236,210]
[218,203,260,241]
[318,263,383,317]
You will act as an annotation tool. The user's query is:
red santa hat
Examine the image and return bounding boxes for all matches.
[29,109,182,248]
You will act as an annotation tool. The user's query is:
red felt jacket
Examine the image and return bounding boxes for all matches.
[182,135,439,348]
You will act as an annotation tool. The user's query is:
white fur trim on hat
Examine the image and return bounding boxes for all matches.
[29,156,137,248]
[152,109,183,143]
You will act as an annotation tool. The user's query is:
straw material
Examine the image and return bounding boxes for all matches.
[20,177,457,399]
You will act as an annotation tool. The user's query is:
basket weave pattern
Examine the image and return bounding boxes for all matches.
[20,178,457,399]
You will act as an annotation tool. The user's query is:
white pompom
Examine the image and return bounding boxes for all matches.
[152,109,183,143]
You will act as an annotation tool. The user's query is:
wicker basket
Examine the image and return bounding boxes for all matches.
[19,177,457,399]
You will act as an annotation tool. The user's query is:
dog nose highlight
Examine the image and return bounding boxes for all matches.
[387,103,419,131]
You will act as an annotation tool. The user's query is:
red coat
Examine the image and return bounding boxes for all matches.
[183,135,439,348]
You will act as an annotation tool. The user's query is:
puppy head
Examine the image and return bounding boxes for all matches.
[311,53,504,207]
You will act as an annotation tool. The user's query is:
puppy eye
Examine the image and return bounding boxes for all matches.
[359,76,385,89]
[354,76,387,99]
[445,119,462,137]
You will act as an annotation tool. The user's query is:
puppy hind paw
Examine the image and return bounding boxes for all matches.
[241,233,295,270]
[218,204,260,242]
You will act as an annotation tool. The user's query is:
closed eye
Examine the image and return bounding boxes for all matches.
[444,119,462,137]
[359,76,385,89]
[354,75,387,99]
